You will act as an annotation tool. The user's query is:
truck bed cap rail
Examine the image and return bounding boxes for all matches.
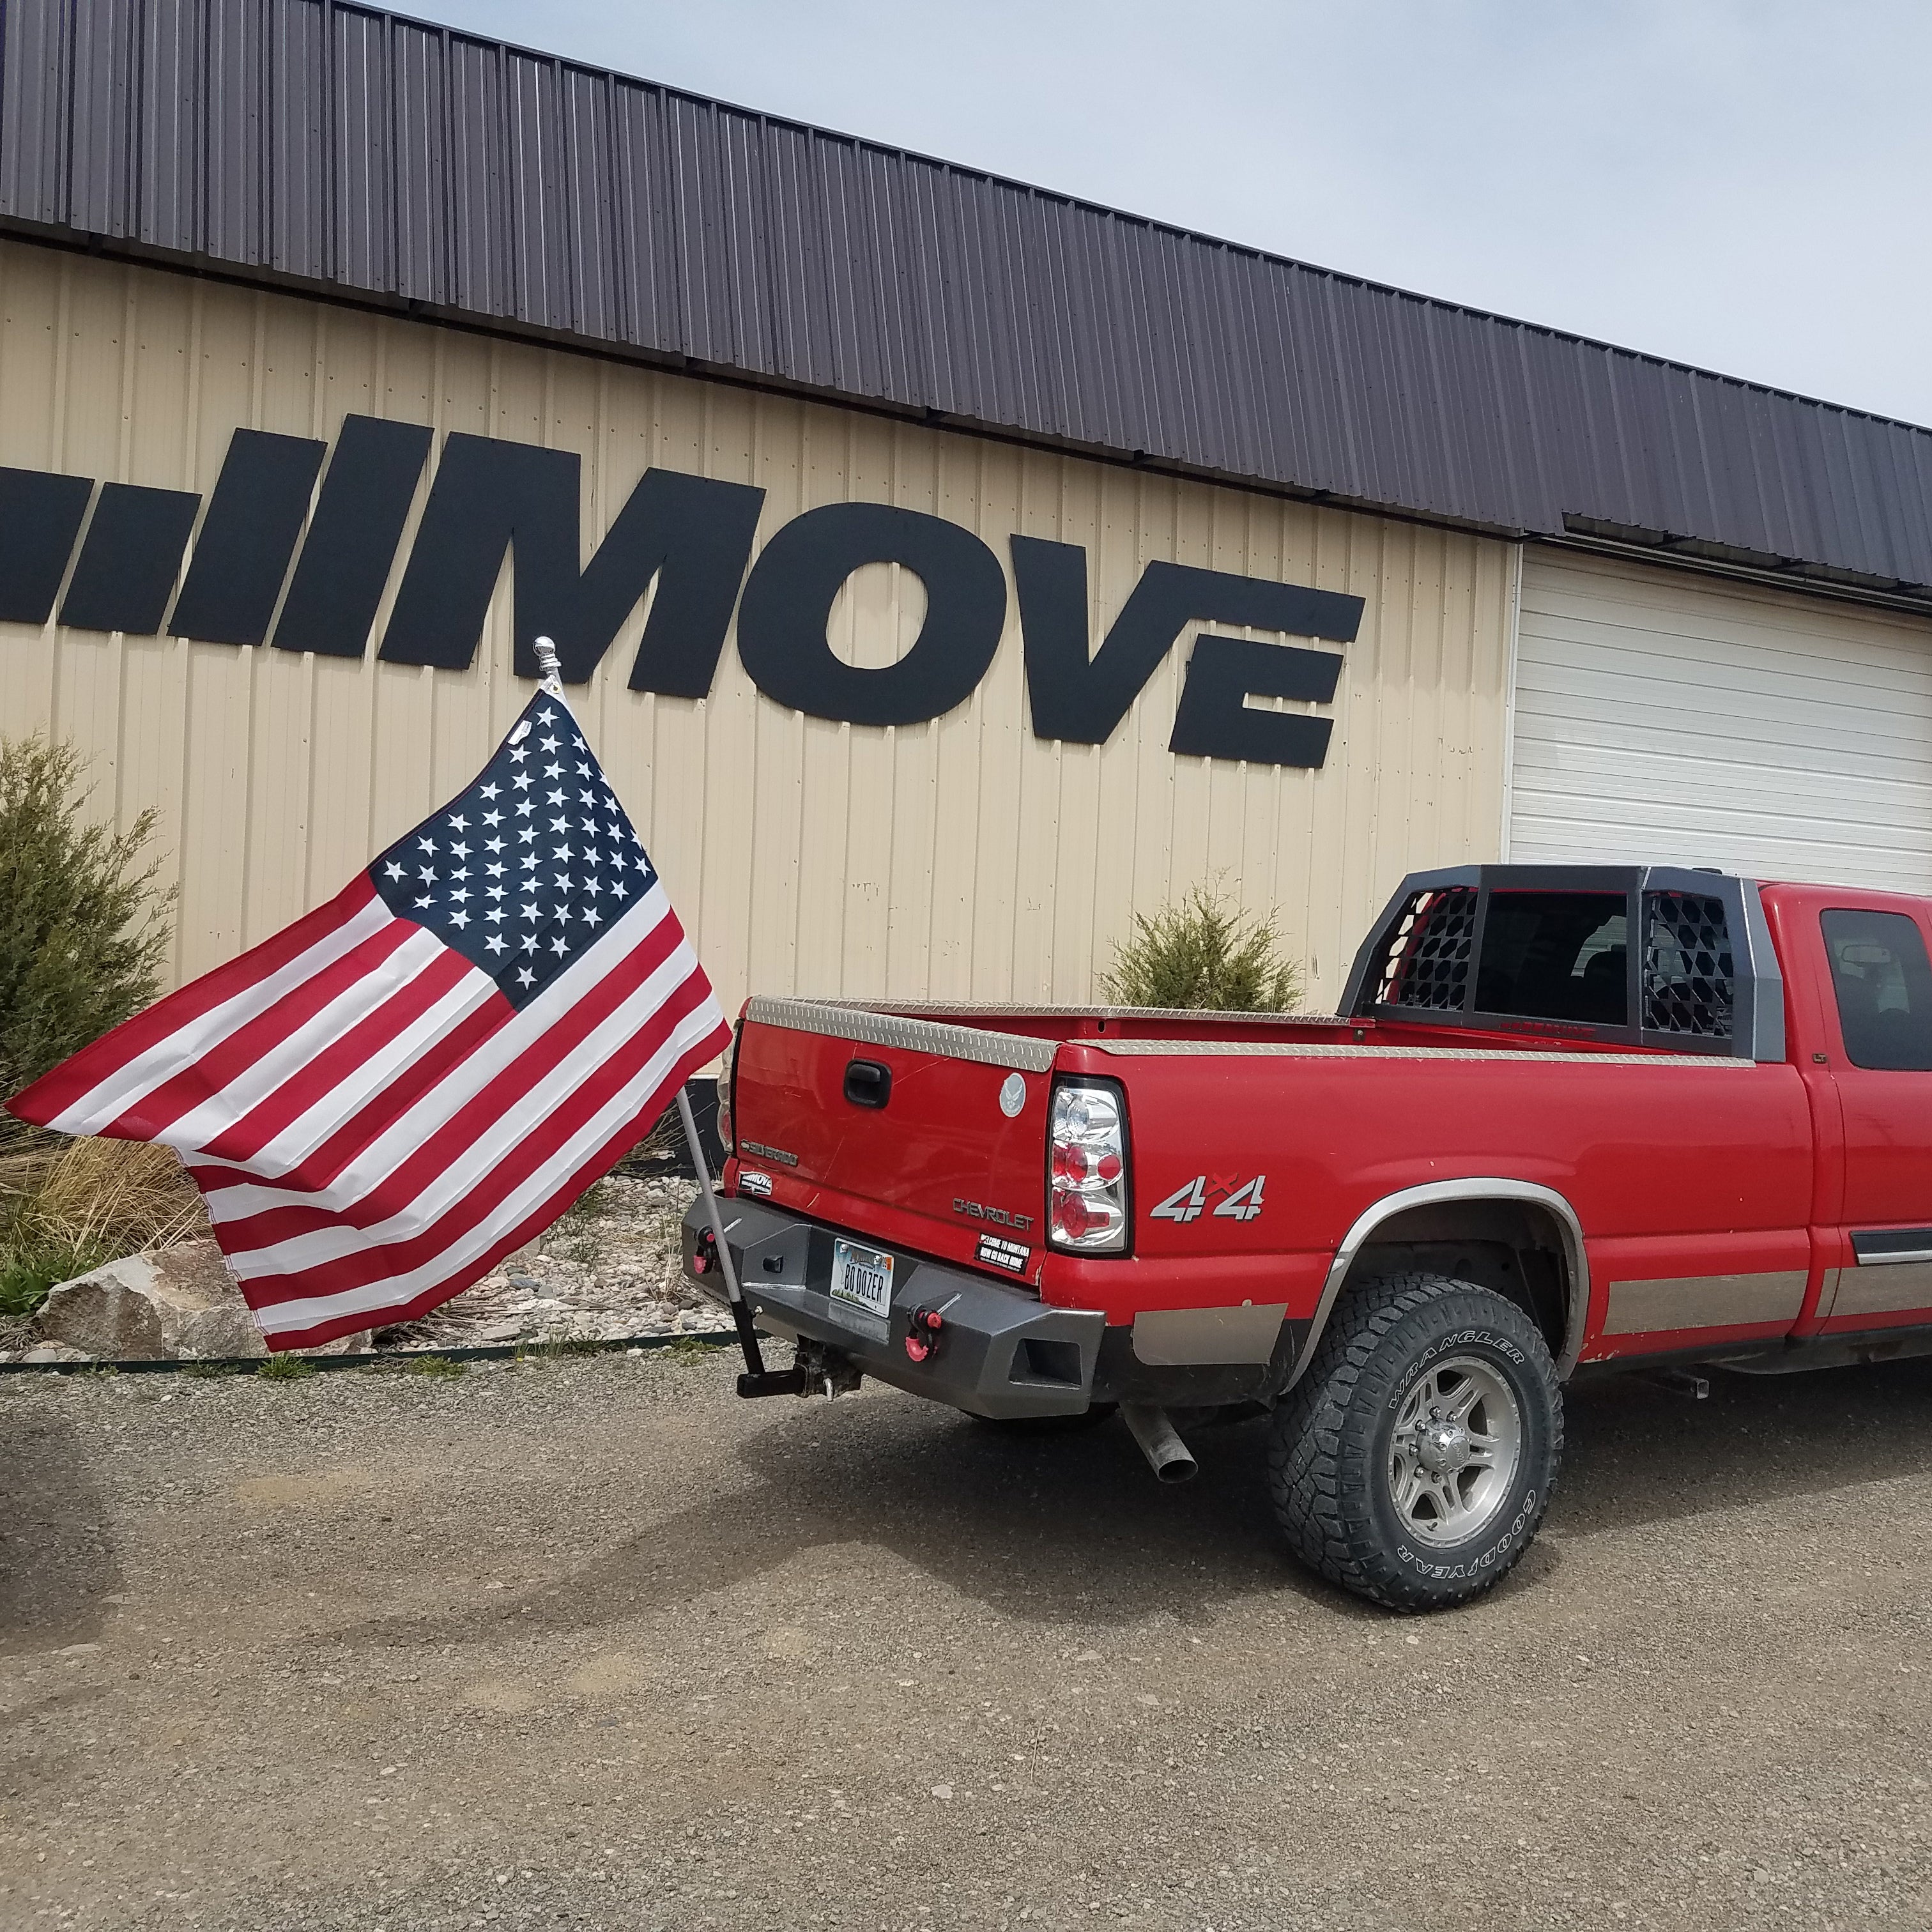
[744,997,1060,1073]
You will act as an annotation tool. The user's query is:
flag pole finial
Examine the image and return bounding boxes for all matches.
[532,634,564,698]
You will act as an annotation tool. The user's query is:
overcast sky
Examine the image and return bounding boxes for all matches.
[403,1,1932,427]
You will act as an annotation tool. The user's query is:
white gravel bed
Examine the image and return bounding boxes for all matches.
[374,1172,735,1350]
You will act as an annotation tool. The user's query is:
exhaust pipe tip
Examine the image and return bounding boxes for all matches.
[1121,1403,1198,1484]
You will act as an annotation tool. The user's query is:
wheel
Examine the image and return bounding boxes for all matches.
[969,1402,1118,1436]
[1268,1273,1562,1611]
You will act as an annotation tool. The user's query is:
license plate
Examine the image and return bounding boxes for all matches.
[831,1238,894,1319]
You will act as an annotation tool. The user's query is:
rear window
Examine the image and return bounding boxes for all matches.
[1822,908,1932,1071]
[1474,891,1629,1025]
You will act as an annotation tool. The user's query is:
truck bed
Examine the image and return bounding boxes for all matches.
[724,995,1790,1339]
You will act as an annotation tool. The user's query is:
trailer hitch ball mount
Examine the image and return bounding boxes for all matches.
[737,1337,862,1400]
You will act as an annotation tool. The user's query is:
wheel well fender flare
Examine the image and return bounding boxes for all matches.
[1287,1178,1590,1388]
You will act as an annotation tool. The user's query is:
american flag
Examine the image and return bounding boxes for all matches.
[6,692,731,1350]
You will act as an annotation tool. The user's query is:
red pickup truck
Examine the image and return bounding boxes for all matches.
[682,864,1932,1609]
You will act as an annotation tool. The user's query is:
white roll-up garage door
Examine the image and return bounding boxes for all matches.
[1508,547,1932,891]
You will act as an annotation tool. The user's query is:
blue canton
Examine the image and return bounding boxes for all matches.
[369,694,659,1011]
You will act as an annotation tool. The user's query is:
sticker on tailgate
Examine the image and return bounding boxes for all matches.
[976,1233,1030,1276]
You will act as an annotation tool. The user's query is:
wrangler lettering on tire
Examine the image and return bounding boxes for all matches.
[1268,1273,1563,1611]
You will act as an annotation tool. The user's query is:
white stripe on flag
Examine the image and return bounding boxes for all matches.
[42,892,396,1138]
[217,925,705,1261]
[190,949,503,1179]
[247,992,726,1334]
[188,884,672,1205]
[158,924,452,1152]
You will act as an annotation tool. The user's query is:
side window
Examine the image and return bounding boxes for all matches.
[1473,891,1629,1025]
[1822,909,1932,1071]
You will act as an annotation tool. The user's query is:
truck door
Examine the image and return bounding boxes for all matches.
[1816,903,1932,1330]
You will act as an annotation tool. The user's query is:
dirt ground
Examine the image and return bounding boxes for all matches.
[2,1350,1929,1932]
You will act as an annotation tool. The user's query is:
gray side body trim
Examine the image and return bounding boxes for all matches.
[745,997,1059,1073]
[1131,1303,1288,1365]
[1600,1271,1807,1335]
[1287,1177,1591,1388]
[1832,1260,1932,1319]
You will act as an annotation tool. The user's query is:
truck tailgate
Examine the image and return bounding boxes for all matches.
[730,999,1056,1280]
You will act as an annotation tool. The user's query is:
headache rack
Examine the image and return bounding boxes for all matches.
[1338,864,1786,1062]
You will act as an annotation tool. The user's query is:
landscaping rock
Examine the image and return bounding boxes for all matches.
[139,1241,271,1359]
[24,1175,713,1367]
[28,1241,360,1361]
[19,1341,91,1363]
[36,1257,168,1359]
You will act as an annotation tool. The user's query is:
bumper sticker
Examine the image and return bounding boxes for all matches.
[976,1232,1030,1275]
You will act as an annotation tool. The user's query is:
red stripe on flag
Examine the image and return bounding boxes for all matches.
[190,946,480,1166]
[190,981,516,1199]
[5,875,380,1128]
[258,1022,725,1349]
[206,909,682,1229]
[222,951,706,1271]
[230,977,719,1318]
[99,917,424,1142]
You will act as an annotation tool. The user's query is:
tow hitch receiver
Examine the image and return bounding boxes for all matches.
[737,1338,862,1401]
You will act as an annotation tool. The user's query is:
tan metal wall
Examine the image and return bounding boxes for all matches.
[0,238,1517,1018]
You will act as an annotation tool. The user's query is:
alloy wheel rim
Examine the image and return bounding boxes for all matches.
[1386,1354,1523,1547]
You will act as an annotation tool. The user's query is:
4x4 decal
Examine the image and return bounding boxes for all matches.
[1149,1174,1266,1224]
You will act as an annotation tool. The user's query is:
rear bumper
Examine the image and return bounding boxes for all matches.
[680,1198,1103,1419]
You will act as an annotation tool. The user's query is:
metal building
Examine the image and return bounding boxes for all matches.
[2,0,1929,1016]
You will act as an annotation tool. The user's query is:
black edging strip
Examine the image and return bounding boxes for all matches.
[0,1331,732,1376]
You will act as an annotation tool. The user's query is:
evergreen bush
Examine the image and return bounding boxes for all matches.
[0,735,174,1122]
[1100,884,1303,1012]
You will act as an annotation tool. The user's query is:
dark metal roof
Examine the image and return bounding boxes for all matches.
[6,0,1932,601]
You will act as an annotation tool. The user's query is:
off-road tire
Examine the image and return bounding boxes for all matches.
[1268,1273,1562,1611]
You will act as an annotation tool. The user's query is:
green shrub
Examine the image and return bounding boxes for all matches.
[1100,885,1303,1012]
[0,1227,114,1320]
[0,742,183,1319]
[0,735,174,1122]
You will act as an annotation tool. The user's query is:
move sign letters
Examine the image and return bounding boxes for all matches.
[0,420,1365,770]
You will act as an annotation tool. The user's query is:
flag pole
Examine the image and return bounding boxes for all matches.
[528,636,775,1390]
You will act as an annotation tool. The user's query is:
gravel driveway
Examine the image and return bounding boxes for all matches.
[3,1351,1929,1930]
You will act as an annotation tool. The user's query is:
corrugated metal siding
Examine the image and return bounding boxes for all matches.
[1510,548,1932,891]
[3,0,1930,597]
[0,241,1515,1011]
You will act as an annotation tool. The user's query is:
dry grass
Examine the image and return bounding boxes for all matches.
[0,1133,206,1320]
[612,1100,682,1174]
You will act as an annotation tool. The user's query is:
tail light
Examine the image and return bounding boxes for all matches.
[1048,1080,1130,1254]
[715,1019,741,1156]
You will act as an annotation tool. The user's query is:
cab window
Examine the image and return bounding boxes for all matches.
[1473,891,1629,1025]
[1821,908,1932,1071]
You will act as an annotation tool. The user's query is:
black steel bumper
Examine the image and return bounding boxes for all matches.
[680,1197,1103,1420]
